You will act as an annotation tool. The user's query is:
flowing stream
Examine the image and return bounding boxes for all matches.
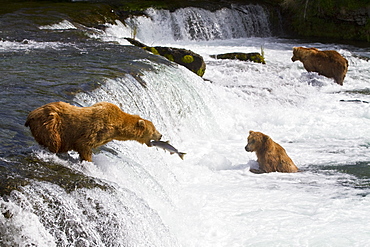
[1,4,370,247]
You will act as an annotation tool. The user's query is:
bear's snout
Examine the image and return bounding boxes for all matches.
[152,132,162,141]
[245,145,251,152]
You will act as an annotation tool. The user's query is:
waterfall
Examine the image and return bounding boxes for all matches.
[2,2,370,246]
[74,64,222,141]
[122,5,273,42]
[0,63,222,247]
[0,179,178,246]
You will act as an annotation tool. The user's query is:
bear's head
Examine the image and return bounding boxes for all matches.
[135,119,162,146]
[291,47,320,62]
[245,131,268,152]
[291,47,301,62]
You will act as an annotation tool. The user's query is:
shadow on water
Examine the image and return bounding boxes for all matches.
[322,161,370,179]
[307,161,370,194]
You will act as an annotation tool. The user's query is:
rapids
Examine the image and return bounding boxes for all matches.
[1,3,370,247]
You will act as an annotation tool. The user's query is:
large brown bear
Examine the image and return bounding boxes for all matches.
[245,131,298,173]
[291,47,348,85]
[25,101,162,162]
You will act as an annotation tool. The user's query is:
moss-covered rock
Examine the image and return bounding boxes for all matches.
[182,55,194,64]
[164,54,175,61]
[125,38,206,77]
[210,52,266,64]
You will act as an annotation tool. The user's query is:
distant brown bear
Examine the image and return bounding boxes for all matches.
[25,101,162,162]
[291,47,348,85]
[245,131,298,173]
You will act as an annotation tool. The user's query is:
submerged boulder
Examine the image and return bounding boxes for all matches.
[210,52,265,64]
[125,38,206,77]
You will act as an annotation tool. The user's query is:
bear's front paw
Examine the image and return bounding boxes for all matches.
[249,168,266,174]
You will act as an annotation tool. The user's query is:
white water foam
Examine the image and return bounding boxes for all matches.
[1,148,179,246]
[10,6,369,246]
[14,38,369,247]
[70,35,370,246]
[39,20,77,30]
[0,39,69,52]
[98,6,272,44]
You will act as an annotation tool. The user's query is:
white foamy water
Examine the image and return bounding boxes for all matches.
[97,5,272,44]
[3,5,369,246]
[74,29,370,246]
[0,39,69,52]
[39,20,77,30]
[74,6,370,246]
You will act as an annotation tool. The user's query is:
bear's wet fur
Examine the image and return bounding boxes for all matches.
[25,102,162,162]
[245,131,298,173]
[292,47,348,85]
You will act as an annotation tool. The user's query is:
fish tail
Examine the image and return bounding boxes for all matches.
[178,152,186,160]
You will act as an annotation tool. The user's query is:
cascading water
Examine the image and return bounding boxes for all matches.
[74,65,221,140]
[112,5,272,43]
[1,3,370,247]
[1,179,177,247]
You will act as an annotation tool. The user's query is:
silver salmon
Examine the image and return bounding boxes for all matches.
[150,140,186,160]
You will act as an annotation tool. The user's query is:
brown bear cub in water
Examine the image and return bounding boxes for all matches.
[245,131,298,173]
[25,101,162,162]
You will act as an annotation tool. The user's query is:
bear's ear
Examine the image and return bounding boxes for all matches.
[249,130,254,135]
[263,134,271,143]
[137,119,146,128]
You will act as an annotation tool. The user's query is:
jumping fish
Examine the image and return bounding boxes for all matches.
[150,140,186,160]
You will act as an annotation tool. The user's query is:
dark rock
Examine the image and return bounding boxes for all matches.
[337,7,370,26]
[125,38,206,77]
[210,52,266,64]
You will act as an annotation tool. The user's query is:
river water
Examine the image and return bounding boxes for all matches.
[1,4,370,247]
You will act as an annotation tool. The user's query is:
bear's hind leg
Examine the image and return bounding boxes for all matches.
[77,148,93,162]
[334,75,344,85]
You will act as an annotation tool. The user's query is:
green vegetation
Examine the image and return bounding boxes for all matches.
[181,55,194,64]
[149,47,160,55]
[281,0,370,41]
[196,68,206,77]
[210,52,266,64]
[164,54,175,62]
[0,1,120,26]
